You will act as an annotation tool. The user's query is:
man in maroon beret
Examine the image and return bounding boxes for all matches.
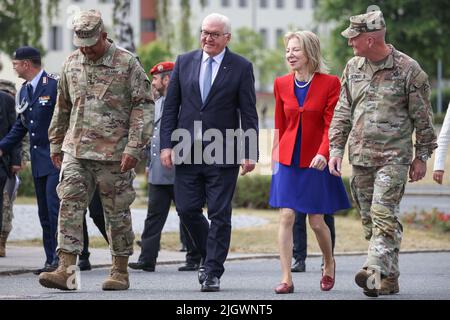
[129,61,201,273]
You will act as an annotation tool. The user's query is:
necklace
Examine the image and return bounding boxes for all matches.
[294,74,314,89]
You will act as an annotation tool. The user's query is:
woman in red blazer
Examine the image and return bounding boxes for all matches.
[269,31,350,294]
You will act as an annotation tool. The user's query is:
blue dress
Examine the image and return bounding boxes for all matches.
[269,80,351,214]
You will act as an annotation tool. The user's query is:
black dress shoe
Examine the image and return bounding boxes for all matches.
[291,259,306,273]
[136,240,142,247]
[178,262,200,271]
[33,263,57,275]
[78,258,92,271]
[128,261,155,272]
[201,274,220,292]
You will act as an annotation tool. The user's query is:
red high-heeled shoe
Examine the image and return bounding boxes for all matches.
[274,282,294,294]
[320,258,335,291]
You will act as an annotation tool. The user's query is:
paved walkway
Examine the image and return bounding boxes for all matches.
[0,246,275,275]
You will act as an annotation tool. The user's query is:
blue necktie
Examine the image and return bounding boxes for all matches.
[26,83,33,101]
[202,57,213,103]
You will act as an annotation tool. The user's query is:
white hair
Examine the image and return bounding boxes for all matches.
[202,13,231,34]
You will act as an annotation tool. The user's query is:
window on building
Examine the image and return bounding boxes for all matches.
[221,0,230,7]
[239,0,248,7]
[276,0,284,9]
[260,28,268,48]
[141,19,156,33]
[296,0,304,9]
[49,26,63,51]
[275,28,284,45]
[260,0,268,8]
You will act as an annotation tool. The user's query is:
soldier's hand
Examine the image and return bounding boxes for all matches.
[433,170,444,185]
[309,154,327,171]
[160,149,173,169]
[51,153,63,169]
[121,153,138,173]
[409,158,427,182]
[328,157,342,177]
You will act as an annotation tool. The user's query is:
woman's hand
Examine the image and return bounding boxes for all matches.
[433,170,445,185]
[309,154,327,171]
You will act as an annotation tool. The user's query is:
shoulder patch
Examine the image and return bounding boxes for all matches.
[47,73,60,81]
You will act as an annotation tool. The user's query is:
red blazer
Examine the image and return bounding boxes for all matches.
[272,72,341,167]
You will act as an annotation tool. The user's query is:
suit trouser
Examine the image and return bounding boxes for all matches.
[0,175,7,237]
[138,183,201,264]
[57,153,135,256]
[293,213,335,262]
[81,188,109,259]
[350,165,408,278]
[174,164,239,279]
[34,173,60,265]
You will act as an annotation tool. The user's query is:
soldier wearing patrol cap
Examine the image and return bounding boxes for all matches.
[0,46,60,272]
[39,10,154,291]
[329,10,437,297]
[129,61,202,273]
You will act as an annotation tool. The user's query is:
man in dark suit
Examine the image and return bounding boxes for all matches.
[160,13,259,292]
[0,47,60,274]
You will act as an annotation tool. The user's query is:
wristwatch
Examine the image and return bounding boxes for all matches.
[416,154,429,162]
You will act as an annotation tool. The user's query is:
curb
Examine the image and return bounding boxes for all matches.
[1,249,449,277]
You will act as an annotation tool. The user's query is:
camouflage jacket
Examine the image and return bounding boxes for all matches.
[49,40,154,161]
[329,45,437,166]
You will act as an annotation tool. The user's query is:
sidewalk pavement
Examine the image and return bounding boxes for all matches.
[0,246,276,276]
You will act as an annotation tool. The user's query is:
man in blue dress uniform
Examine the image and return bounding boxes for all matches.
[0,46,60,274]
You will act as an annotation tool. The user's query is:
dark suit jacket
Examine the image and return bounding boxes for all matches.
[272,73,340,167]
[0,71,59,178]
[0,91,21,178]
[160,48,259,166]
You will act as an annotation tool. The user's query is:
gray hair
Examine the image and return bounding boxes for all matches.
[202,13,231,34]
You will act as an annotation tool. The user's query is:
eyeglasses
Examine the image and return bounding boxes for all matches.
[200,30,229,40]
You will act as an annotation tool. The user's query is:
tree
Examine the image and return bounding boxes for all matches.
[113,0,136,52]
[315,0,450,78]
[230,27,285,91]
[0,0,59,55]
[137,40,173,74]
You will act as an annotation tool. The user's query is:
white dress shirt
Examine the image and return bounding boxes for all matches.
[27,69,44,94]
[199,49,226,101]
[433,102,450,171]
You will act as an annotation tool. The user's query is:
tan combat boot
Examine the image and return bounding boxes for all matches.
[354,268,380,297]
[39,251,78,290]
[102,256,130,291]
[0,235,7,257]
[379,275,399,295]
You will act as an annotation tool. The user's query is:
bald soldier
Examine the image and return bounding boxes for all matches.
[328,10,437,297]
[39,10,154,291]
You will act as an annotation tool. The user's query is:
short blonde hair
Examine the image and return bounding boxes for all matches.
[284,30,329,74]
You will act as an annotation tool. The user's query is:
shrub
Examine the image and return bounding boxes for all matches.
[17,164,35,197]
[401,209,450,233]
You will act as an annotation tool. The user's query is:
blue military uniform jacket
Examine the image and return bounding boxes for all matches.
[0,71,59,178]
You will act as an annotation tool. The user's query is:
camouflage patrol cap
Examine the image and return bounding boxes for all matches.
[0,79,17,96]
[72,10,105,47]
[341,10,386,39]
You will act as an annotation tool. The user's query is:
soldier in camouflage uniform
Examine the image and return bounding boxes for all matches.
[39,10,154,291]
[0,80,20,257]
[328,10,437,297]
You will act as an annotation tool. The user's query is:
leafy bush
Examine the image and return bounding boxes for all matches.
[401,209,450,233]
[17,165,35,197]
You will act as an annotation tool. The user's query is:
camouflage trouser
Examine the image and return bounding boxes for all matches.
[350,165,408,278]
[57,153,136,256]
[1,188,13,238]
